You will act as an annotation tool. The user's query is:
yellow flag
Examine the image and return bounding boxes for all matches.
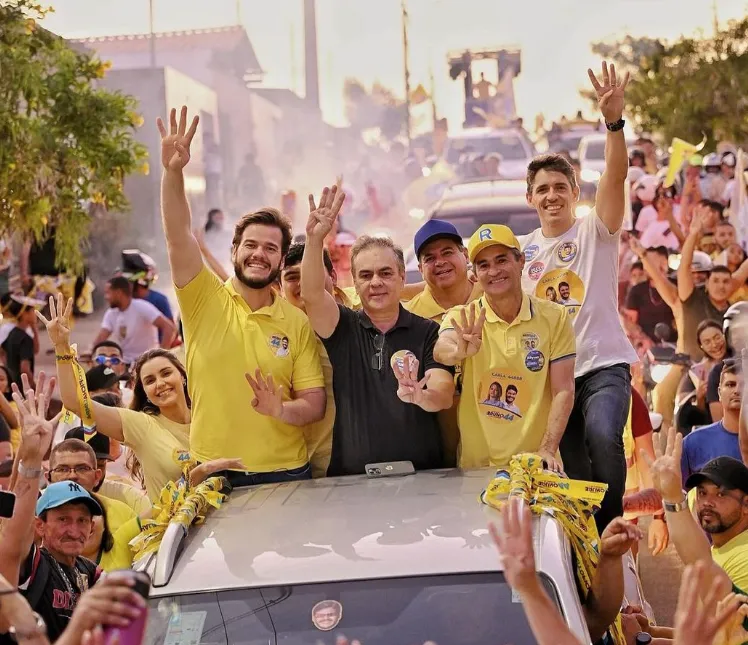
[663,136,706,188]
[410,84,429,105]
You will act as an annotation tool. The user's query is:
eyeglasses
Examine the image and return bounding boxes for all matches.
[94,355,123,366]
[371,333,385,371]
[50,465,94,476]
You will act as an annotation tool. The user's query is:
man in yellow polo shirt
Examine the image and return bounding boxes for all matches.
[434,224,576,470]
[158,105,326,486]
[404,220,482,323]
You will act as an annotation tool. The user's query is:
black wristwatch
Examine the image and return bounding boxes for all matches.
[605,118,625,132]
[635,632,652,644]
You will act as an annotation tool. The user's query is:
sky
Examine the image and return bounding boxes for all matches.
[42,0,748,131]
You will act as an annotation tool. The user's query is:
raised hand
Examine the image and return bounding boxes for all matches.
[35,294,72,350]
[156,106,199,172]
[599,517,643,558]
[392,354,430,407]
[13,371,56,466]
[245,370,283,419]
[674,562,744,645]
[587,61,630,123]
[688,207,705,238]
[640,426,684,503]
[488,496,537,593]
[648,517,669,556]
[628,235,645,258]
[448,303,486,361]
[306,183,346,241]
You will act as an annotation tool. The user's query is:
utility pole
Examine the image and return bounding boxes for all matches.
[711,0,719,35]
[148,0,156,67]
[236,0,243,24]
[401,0,412,145]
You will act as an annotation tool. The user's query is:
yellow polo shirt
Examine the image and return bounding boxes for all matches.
[712,528,748,593]
[177,266,325,470]
[440,294,575,469]
[303,341,334,478]
[336,286,361,310]
[404,283,483,324]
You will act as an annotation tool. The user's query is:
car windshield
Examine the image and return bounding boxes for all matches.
[438,210,540,238]
[143,573,562,645]
[583,140,606,161]
[447,134,529,163]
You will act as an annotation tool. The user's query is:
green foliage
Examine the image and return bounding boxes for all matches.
[0,0,148,274]
[585,18,748,146]
[343,78,407,141]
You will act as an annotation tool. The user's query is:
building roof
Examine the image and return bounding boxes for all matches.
[250,87,307,110]
[70,26,262,74]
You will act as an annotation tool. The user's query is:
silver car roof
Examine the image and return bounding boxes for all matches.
[145,470,579,601]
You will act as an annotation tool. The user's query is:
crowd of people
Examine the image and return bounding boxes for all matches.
[0,60,747,644]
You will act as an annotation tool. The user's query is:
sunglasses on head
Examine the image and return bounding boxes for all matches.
[94,355,123,366]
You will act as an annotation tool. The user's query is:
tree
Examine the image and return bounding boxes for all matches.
[0,1,147,274]
[584,18,748,145]
[343,79,407,141]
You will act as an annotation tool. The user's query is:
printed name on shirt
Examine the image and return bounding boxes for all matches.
[478,370,525,422]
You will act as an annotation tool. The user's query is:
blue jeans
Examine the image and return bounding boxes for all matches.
[217,463,312,488]
[559,363,631,533]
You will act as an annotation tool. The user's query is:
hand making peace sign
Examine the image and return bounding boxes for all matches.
[587,61,630,124]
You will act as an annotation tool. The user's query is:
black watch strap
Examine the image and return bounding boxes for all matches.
[605,118,625,132]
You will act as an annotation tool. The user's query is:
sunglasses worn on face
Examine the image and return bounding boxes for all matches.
[94,355,123,366]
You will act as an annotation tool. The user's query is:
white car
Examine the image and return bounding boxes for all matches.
[137,469,593,644]
[445,128,537,179]
[405,179,539,282]
[578,132,638,184]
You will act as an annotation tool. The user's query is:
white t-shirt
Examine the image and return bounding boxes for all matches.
[639,219,680,250]
[518,211,638,378]
[101,299,161,363]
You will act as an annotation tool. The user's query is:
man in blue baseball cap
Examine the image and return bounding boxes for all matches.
[405,219,481,324]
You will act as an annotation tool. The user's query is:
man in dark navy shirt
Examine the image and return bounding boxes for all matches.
[301,184,455,475]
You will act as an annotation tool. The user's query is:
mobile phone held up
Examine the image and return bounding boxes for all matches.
[0,490,15,519]
[365,461,415,478]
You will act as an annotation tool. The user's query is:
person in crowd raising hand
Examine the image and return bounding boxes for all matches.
[39,295,235,501]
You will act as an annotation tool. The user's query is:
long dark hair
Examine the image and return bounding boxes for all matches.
[126,349,190,485]
[205,208,222,233]
[0,365,13,401]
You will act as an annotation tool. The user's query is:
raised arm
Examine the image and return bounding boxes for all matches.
[730,258,748,298]
[677,211,703,302]
[0,373,55,586]
[156,107,204,289]
[37,296,125,442]
[629,237,679,309]
[300,185,346,339]
[587,62,630,234]
[194,227,230,282]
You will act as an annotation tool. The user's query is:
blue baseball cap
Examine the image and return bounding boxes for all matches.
[36,481,103,517]
[414,219,463,259]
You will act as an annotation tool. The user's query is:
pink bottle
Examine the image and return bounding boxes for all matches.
[103,571,151,645]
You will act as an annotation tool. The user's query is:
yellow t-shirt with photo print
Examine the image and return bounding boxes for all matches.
[440,294,575,469]
[177,266,325,472]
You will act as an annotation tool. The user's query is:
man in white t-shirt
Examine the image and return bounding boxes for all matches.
[517,62,638,532]
[92,276,175,364]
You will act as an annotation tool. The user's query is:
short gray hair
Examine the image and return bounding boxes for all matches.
[350,235,405,274]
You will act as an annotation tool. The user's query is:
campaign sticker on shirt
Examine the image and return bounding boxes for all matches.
[118,325,127,340]
[557,241,578,263]
[390,349,417,372]
[524,244,540,262]
[311,600,343,632]
[478,370,525,422]
[269,334,290,357]
[527,261,545,281]
[536,268,585,318]
[521,332,540,352]
[525,350,545,372]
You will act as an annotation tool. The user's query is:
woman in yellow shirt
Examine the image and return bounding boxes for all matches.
[38,295,238,501]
